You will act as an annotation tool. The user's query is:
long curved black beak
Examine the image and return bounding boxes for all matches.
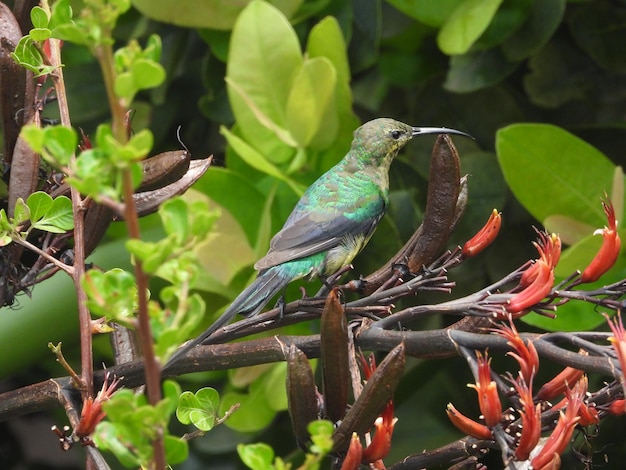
[412,127,473,140]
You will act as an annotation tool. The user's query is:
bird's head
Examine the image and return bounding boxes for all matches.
[351,118,471,168]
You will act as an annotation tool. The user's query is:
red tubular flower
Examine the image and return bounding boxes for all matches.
[362,402,397,463]
[580,199,621,283]
[462,209,502,257]
[492,321,539,385]
[340,433,363,470]
[536,365,585,401]
[608,399,626,416]
[530,379,583,469]
[507,233,560,315]
[358,352,397,464]
[445,403,492,440]
[468,351,502,427]
[513,376,541,461]
[605,312,626,414]
[74,373,121,439]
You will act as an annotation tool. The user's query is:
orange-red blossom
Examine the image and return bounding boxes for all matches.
[74,372,121,439]
[468,351,502,427]
[462,209,502,257]
[507,232,561,315]
[580,199,621,283]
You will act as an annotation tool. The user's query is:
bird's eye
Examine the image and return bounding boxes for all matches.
[391,130,402,140]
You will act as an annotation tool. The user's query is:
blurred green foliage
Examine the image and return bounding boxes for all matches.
[3,0,626,468]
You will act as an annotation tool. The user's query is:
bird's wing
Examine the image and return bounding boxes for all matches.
[254,190,385,271]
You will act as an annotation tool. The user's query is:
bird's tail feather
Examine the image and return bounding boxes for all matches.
[164,267,290,369]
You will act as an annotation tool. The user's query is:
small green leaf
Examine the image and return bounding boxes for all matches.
[30,6,49,28]
[13,199,30,225]
[164,435,188,465]
[237,443,275,470]
[36,195,74,232]
[26,192,53,222]
[36,125,78,166]
[30,28,52,42]
[131,58,165,90]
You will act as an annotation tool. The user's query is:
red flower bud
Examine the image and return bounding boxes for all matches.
[340,433,363,470]
[462,209,501,257]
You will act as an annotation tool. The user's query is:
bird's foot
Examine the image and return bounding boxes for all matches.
[274,295,286,320]
[324,264,354,288]
[336,275,367,293]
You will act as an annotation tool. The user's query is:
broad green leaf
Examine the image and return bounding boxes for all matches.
[544,215,595,246]
[226,0,302,159]
[221,379,277,432]
[307,17,350,84]
[226,78,298,148]
[502,0,565,61]
[131,0,301,30]
[220,126,304,196]
[285,57,337,147]
[386,0,462,27]
[263,363,288,411]
[473,0,532,50]
[496,124,616,227]
[438,0,504,55]
[444,48,517,93]
[306,17,355,150]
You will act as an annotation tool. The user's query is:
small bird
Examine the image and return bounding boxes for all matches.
[165,118,470,367]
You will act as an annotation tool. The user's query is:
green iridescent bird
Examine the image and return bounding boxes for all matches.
[166,118,469,366]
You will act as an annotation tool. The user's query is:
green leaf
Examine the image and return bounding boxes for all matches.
[26,192,53,223]
[176,387,221,431]
[496,124,616,227]
[220,126,304,196]
[132,0,301,30]
[386,0,462,27]
[10,36,55,76]
[32,195,74,233]
[444,48,517,93]
[502,0,565,61]
[438,0,504,55]
[237,443,275,470]
[30,6,50,28]
[164,435,188,465]
[12,199,30,225]
[30,28,52,42]
[226,0,303,158]
[49,0,74,30]
[221,379,277,432]
[286,57,337,147]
